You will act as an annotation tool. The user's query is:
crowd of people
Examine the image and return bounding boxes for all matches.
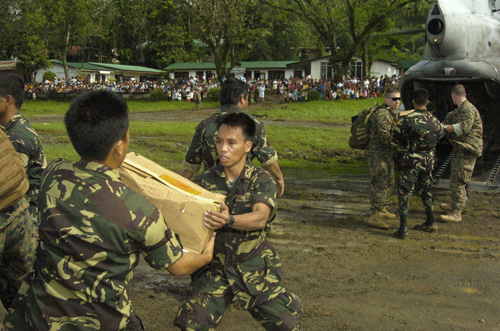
[23,74,401,104]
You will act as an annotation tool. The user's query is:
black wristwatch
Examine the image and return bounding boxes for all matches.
[227,214,235,228]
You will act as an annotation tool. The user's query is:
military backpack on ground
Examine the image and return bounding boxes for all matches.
[0,128,29,211]
[348,102,379,150]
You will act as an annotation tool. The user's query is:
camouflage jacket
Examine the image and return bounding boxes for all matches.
[194,159,285,309]
[395,109,444,172]
[443,100,483,156]
[365,104,399,152]
[4,159,183,331]
[3,112,47,208]
[183,104,277,175]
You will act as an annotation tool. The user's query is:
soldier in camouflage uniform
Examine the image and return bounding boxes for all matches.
[3,90,214,331]
[175,113,302,330]
[393,89,444,239]
[0,74,39,309]
[183,77,285,197]
[439,84,483,223]
[0,198,36,310]
[0,73,47,223]
[364,87,401,229]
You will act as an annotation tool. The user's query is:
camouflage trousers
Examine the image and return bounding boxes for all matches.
[398,165,434,219]
[450,148,477,211]
[174,263,303,330]
[365,149,395,211]
[0,198,37,309]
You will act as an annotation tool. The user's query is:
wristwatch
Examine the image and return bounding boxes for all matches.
[443,125,448,131]
[227,214,235,228]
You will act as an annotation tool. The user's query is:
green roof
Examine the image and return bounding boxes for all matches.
[88,62,163,73]
[402,60,420,69]
[165,61,297,71]
[51,60,104,70]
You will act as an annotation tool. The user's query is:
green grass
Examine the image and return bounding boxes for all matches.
[21,99,220,116]
[251,97,383,124]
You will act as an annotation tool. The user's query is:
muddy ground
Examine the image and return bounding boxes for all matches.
[24,100,500,330]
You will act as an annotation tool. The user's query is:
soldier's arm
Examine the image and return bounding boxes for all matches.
[166,233,215,276]
[182,126,203,179]
[264,162,284,198]
[443,108,475,137]
[204,202,271,231]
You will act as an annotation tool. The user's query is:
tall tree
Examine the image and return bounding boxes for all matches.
[30,0,93,80]
[182,0,267,82]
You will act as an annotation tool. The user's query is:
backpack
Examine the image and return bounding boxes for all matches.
[0,129,29,211]
[348,102,379,150]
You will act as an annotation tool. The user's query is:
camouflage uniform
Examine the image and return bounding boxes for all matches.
[442,100,483,211]
[3,112,47,222]
[3,159,183,331]
[183,105,278,175]
[0,198,36,309]
[395,109,444,231]
[364,104,399,212]
[174,159,302,330]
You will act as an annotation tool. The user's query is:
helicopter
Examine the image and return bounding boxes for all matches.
[399,0,500,191]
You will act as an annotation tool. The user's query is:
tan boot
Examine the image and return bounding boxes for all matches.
[439,210,462,223]
[439,202,452,211]
[367,211,390,229]
[379,207,396,219]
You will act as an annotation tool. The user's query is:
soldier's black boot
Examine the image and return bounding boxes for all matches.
[414,209,438,233]
[393,214,408,239]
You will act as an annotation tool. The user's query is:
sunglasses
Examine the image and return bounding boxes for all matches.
[386,97,401,101]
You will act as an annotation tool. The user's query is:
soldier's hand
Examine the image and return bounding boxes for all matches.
[201,233,216,262]
[204,203,230,230]
[275,178,285,198]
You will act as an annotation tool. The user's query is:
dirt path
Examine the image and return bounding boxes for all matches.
[129,174,500,330]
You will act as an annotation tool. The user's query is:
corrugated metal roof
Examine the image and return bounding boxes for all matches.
[87,62,163,73]
[51,60,105,70]
[165,61,297,71]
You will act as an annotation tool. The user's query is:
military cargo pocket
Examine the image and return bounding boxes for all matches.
[235,248,284,298]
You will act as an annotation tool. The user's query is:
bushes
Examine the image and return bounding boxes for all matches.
[42,71,56,81]
[207,87,221,102]
[307,89,321,101]
[149,88,167,101]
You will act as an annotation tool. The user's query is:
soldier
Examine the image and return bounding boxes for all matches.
[439,84,483,223]
[182,77,285,197]
[0,73,47,223]
[0,131,36,309]
[174,113,302,330]
[3,90,214,331]
[393,89,444,239]
[194,88,201,110]
[365,87,401,229]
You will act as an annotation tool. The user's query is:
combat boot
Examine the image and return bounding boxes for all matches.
[393,214,408,239]
[439,202,452,211]
[379,207,396,219]
[439,210,462,223]
[414,209,438,232]
[367,211,389,229]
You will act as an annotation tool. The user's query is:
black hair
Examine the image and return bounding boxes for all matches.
[220,77,249,105]
[64,90,129,161]
[412,88,428,106]
[0,73,25,109]
[216,112,256,141]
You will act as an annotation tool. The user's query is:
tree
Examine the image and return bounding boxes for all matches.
[182,0,267,82]
[265,0,425,79]
[32,0,92,80]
